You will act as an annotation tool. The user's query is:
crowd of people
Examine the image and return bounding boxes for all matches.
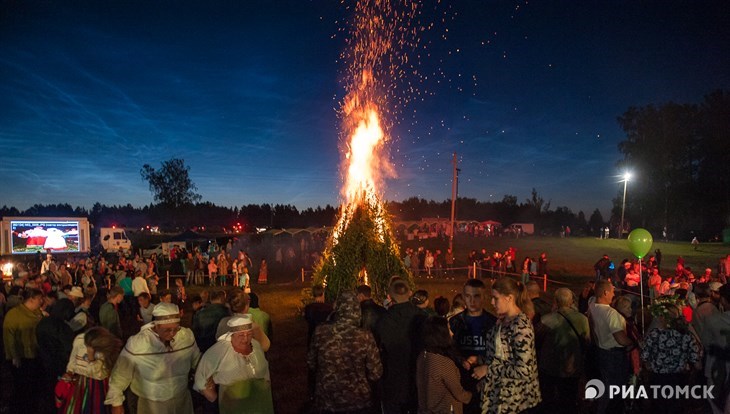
[2,246,730,414]
[303,277,543,414]
[172,235,328,284]
[302,260,730,414]
[1,251,275,414]
[400,245,549,285]
[394,222,502,240]
[162,242,268,288]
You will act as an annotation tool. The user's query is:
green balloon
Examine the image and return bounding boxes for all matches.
[627,228,653,258]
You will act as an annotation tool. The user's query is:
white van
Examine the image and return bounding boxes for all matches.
[100,228,132,253]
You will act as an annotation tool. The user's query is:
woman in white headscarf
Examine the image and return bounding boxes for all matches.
[194,315,273,414]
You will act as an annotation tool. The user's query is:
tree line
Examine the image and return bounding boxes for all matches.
[0,192,607,237]
[0,203,338,233]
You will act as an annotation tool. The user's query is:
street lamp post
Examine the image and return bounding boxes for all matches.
[620,172,631,238]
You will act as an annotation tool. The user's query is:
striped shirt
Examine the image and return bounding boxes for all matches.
[416,351,472,414]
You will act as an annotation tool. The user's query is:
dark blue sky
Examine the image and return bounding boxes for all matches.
[1,0,728,217]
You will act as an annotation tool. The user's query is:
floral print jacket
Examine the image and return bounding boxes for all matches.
[482,313,541,414]
[640,327,701,374]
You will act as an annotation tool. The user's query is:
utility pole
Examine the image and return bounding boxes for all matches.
[449,152,459,252]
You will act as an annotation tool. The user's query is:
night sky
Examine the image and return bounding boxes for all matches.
[1,0,728,217]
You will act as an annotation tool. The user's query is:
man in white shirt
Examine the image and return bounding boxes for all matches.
[132,271,150,297]
[588,280,634,414]
[106,303,201,414]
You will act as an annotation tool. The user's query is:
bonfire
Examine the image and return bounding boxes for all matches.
[312,0,420,301]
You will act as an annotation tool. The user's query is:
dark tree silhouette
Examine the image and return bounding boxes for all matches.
[616,89,730,238]
[140,158,202,208]
[589,209,605,232]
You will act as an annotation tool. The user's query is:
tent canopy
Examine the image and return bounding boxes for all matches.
[165,230,208,242]
[260,227,332,237]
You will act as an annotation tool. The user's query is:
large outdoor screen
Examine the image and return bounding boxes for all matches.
[10,220,81,254]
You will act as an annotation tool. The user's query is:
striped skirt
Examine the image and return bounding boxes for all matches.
[60,376,109,414]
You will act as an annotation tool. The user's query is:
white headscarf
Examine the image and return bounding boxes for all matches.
[217,314,253,341]
[141,302,181,331]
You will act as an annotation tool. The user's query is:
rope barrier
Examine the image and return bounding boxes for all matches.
[281,265,653,302]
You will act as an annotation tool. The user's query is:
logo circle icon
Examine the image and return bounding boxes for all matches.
[585,379,605,400]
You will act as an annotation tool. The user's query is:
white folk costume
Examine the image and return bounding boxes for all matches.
[194,315,274,414]
[105,303,201,414]
[44,228,68,250]
[61,333,111,413]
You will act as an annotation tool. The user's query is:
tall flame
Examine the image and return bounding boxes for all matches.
[331,124,385,258]
[342,103,396,204]
[318,0,423,292]
[343,106,382,202]
[334,68,395,247]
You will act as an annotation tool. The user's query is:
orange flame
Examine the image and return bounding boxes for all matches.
[341,65,396,204]
[332,107,389,248]
[317,0,427,289]
[332,66,396,250]
[328,0,418,271]
[343,106,386,202]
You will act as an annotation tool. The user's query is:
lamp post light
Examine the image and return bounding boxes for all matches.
[620,172,631,239]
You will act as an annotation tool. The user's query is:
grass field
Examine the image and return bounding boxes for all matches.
[186,235,728,413]
[404,234,728,280]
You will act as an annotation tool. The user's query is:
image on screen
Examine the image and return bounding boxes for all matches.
[10,220,81,254]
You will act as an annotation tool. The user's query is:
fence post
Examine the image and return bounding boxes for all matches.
[166,270,170,290]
